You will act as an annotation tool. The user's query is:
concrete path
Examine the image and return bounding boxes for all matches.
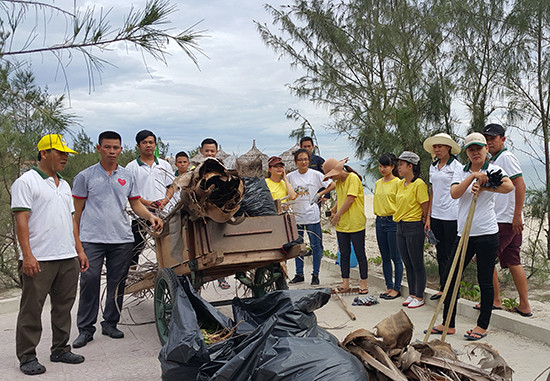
[1,257,549,380]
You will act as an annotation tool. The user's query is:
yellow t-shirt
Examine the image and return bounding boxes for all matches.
[373,177,399,216]
[393,178,429,222]
[265,178,289,202]
[335,172,366,233]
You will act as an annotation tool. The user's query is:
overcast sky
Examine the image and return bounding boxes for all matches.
[11,0,544,187]
[21,0,351,161]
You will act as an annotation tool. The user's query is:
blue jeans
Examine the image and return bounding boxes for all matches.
[376,216,403,291]
[296,223,323,276]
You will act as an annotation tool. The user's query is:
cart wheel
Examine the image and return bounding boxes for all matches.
[154,267,180,345]
[252,263,288,297]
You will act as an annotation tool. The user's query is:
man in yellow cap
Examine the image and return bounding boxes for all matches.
[11,134,89,375]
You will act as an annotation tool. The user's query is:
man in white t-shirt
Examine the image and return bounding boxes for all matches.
[126,130,174,267]
[12,134,89,375]
[483,124,532,317]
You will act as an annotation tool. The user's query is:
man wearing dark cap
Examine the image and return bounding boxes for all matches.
[126,130,174,267]
[300,137,325,173]
[12,134,89,375]
[483,123,532,317]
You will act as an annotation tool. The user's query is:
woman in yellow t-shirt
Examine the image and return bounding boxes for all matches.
[394,151,429,309]
[323,158,368,294]
[265,156,297,205]
[374,153,403,300]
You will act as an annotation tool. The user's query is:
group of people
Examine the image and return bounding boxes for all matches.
[11,124,532,375]
[265,137,369,293]
[11,130,226,375]
[373,126,531,340]
[267,126,532,343]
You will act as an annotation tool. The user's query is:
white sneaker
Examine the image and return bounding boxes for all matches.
[402,296,414,306]
[408,298,425,308]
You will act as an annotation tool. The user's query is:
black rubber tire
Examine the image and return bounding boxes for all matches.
[154,267,180,345]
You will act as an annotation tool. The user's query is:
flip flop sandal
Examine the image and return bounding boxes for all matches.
[513,306,533,317]
[335,286,351,293]
[473,304,502,310]
[424,327,455,335]
[358,288,369,295]
[464,331,487,341]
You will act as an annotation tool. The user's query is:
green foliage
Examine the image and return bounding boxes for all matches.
[1,0,205,83]
[367,256,382,265]
[459,281,481,301]
[501,298,519,310]
[322,249,337,259]
[0,64,73,287]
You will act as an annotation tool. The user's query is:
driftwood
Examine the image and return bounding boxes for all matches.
[342,311,513,381]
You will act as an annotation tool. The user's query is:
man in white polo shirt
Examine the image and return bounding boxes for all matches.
[72,131,163,348]
[126,130,174,267]
[483,123,532,317]
[12,134,89,375]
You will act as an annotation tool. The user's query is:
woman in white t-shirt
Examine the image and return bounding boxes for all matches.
[430,133,513,341]
[423,133,462,300]
[287,149,334,286]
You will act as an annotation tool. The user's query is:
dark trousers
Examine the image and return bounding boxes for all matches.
[375,216,403,291]
[396,221,426,298]
[431,218,458,290]
[443,233,499,329]
[77,242,133,334]
[16,257,79,363]
[131,219,147,266]
[337,230,368,279]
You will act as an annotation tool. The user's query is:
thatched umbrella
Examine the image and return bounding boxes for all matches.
[236,140,268,177]
[280,143,300,173]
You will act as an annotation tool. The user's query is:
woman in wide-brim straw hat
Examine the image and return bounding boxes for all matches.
[431,132,513,340]
[323,158,369,294]
[422,133,462,301]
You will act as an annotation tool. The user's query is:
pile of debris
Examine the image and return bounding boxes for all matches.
[342,310,513,381]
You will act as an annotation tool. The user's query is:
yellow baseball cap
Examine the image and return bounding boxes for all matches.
[37,134,77,154]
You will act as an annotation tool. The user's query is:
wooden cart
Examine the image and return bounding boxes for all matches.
[126,212,306,344]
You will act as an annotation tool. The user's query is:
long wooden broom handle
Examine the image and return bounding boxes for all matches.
[424,186,480,342]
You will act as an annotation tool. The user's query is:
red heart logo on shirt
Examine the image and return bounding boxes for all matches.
[118,178,126,186]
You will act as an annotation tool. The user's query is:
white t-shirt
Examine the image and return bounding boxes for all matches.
[126,157,174,202]
[11,168,77,261]
[287,169,332,225]
[452,162,508,237]
[491,149,522,224]
[429,156,461,220]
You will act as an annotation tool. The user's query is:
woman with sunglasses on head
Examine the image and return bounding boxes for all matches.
[265,156,297,207]
[394,151,430,309]
[323,158,368,294]
[287,149,334,286]
[430,133,513,340]
[374,153,403,300]
[423,133,462,301]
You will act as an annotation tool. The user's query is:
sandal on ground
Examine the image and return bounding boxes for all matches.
[20,358,46,375]
[335,286,351,293]
[424,326,455,335]
[473,304,502,310]
[464,330,487,341]
[513,306,533,317]
[218,279,230,289]
[358,288,369,295]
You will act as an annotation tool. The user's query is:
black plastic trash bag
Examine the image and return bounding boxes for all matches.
[159,281,368,381]
[236,177,278,217]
